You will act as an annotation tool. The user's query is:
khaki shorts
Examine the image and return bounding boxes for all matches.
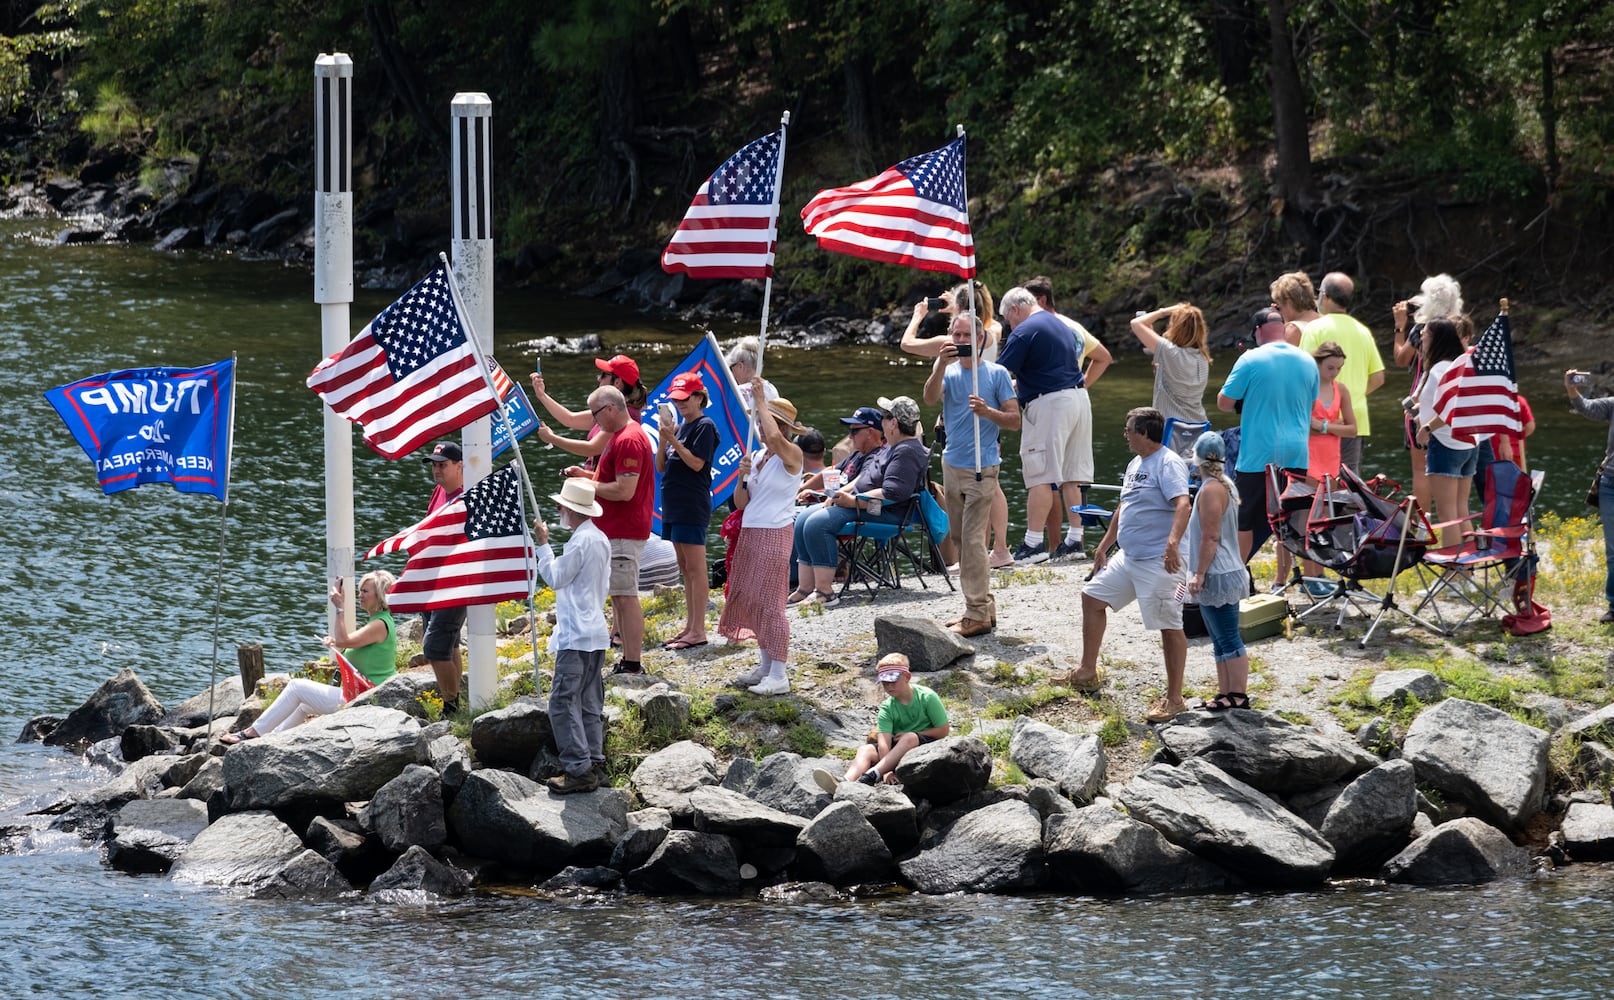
[608,537,646,597]
[1020,388,1093,487]
[1084,548,1186,631]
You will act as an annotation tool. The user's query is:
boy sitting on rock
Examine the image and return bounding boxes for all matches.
[816,653,950,789]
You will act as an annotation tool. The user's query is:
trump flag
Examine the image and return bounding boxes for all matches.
[639,333,752,534]
[45,358,235,500]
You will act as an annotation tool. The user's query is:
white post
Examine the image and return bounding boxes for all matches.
[452,92,496,711]
[315,53,356,637]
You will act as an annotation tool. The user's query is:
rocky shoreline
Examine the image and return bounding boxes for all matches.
[10,562,1614,901]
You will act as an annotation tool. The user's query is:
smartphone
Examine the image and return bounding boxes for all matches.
[925,296,947,311]
[1570,370,1590,386]
[954,342,973,357]
[533,356,542,376]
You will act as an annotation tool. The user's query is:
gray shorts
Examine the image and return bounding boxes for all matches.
[421,606,466,661]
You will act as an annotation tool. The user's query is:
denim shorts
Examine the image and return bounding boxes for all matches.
[1426,437,1479,478]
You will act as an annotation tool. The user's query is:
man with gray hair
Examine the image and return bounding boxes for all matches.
[1298,272,1385,472]
[997,286,1092,564]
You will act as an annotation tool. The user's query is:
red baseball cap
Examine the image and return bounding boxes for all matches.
[595,354,640,385]
[667,371,706,399]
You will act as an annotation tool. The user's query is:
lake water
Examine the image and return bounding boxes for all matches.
[2,218,1610,997]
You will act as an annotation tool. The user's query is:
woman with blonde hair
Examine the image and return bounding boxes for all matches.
[1129,303,1211,448]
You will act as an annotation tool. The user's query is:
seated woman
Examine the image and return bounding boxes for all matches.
[222,571,399,743]
[790,395,929,606]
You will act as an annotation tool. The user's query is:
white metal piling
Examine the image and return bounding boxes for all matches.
[315,53,356,637]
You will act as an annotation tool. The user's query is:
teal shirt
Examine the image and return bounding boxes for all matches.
[345,609,398,685]
[877,682,949,735]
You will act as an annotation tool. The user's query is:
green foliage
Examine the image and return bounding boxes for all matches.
[783,722,826,757]
[981,727,1012,757]
[1097,712,1129,747]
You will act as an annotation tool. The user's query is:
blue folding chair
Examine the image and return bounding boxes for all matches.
[836,489,955,599]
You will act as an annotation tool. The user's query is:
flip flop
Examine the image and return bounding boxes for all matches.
[662,638,709,651]
[610,631,622,648]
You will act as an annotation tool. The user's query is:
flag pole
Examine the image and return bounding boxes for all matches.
[204,352,239,742]
[747,109,790,454]
[955,124,983,483]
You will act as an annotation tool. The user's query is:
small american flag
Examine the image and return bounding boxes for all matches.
[367,464,534,613]
[334,648,376,702]
[661,130,783,279]
[801,137,975,278]
[307,266,499,459]
[1434,310,1522,442]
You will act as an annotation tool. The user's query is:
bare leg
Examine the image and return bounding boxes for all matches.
[617,595,644,660]
[874,731,923,779]
[674,542,709,642]
[843,743,879,782]
[1161,629,1187,702]
[1043,483,1063,542]
[1078,593,1108,675]
[1026,486,1053,540]
[989,482,1011,564]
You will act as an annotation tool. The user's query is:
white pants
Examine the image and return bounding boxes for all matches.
[253,677,343,734]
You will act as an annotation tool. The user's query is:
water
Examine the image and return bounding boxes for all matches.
[3,219,1611,996]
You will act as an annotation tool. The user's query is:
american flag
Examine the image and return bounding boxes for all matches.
[334,648,376,702]
[800,137,975,278]
[307,266,499,459]
[661,130,783,279]
[366,464,534,613]
[1434,310,1522,442]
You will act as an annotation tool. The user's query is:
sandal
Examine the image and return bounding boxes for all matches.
[1196,693,1226,710]
[219,727,257,745]
[1204,692,1251,712]
[785,588,814,606]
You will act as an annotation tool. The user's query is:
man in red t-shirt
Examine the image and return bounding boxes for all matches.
[564,385,654,673]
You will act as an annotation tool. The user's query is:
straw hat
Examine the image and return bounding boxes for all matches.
[549,478,604,518]
[767,397,807,434]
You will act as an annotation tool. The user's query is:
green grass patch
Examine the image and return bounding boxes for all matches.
[983,682,1073,719]
[784,722,827,757]
[1097,712,1129,747]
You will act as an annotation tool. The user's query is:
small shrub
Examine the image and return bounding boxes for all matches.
[785,722,827,757]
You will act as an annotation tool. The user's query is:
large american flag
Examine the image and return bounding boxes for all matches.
[661,130,783,279]
[307,266,499,459]
[800,137,975,278]
[366,464,534,613]
[1434,310,1522,442]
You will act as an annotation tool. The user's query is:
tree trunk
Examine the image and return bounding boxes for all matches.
[1541,42,1558,186]
[844,50,878,165]
[1266,0,1314,213]
[594,48,641,212]
[1209,0,1256,88]
[363,2,446,152]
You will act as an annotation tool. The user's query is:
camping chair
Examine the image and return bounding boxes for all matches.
[1268,465,1445,646]
[1411,463,1545,633]
[1162,417,1211,461]
[835,489,955,600]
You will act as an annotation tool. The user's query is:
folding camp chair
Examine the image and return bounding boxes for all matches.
[1411,463,1545,632]
[1162,417,1212,461]
[835,489,955,600]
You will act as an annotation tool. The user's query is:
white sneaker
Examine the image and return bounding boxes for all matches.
[731,665,767,688]
[748,676,791,696]
[812,767,841,795]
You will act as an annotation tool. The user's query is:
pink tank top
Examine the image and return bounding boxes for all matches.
[1308,382,1343,479]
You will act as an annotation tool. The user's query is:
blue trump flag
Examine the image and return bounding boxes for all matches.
[45,358,235,501]
[490,380,539,460]
[640,333,751,534]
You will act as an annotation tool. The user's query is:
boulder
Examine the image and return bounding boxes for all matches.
[45,669,164,747]
[1574,741,1614,788]
[1563,702,1614,739]
[1009,718,1107,803]
[1560,802,1614,862]
[874,615,973,671]
[540,866,623,892]
[468,698,554,771]
[1382,817,1529,885]
[352,671,443,717]
[1025,779,1080,822]
[65,751,211,837]
[619,684,691,735]
[899,799,1045,894]
[104,798,210,874]
[746,752,835,819]
[1320,759,1418,874]
[175,756,226,815]
[305,815,391,885]
[1044,805,1233,894]
[1369,669,1446,707]
[221,706,422,811]
[447,769,628,873]
[625,830,741,896]
[169,811,307,890]
[422,733,471,792]
[831,781,919,851]
[16,715,61,743]
[1401,698,1549,832]
[758,881,842,902]
[250,849,353,899]
[160,676,247,728]
[1116,759,1335,887]
[719,756,757,794]
[1155,710,1379,795]
[361,764,447,852]
[794,801,894,885]
[120,725,179,762]
[893,736,991,805]
[610,808,673,873]
[369,845,471,899]
[632,740,720,818]
[689,787,809,846]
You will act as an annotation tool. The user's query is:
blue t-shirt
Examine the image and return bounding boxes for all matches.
[660,415,718,526]
[1116,446,1190,559]
[995,310,1083,405]
[941,360,1015,469]
[1219,342,1319,474]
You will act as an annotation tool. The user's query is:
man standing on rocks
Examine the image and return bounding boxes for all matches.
[1298,272,1385,473]
[923,311,1019,637]
[1065,407,1192,723]
[535,478,612,794]
[815,653,950,789]
[419,440,466,713]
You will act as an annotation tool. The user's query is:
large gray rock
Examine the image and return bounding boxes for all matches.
[747,752,835,819]
[1401,698,1549,832]
[1575,741,1614,788]
[831,781,919,851]
[1009,717,1107,803]
[795,801,894,885]
[632,740,720,818]
[1563,702,1614,738]
[619,683,691,735]
[1369,669,1446,707]
[422,733,471,792]
[899,799,1045,894]
[893,736,991,805]
[369,845,471,899]
[105,798,210,874]
[610,808,673,873]
[1156,711,1379,794]
[120,725,179,762]
[161,676,247,728]
[169,811,307,889]
[221,706,422,811]
[176,756,226,810]
[1116,758,1335,887]
[361,764,447,852]
[1044,805,1233,894]
[625,830,741,896]
[1382,817,1529,885]
[468,698,554,771]
[249,849,352,899]
[447,769,628,873]
[45,669,164,747]
[874,615,974,671]
[349,671,442,717]
[1319,759,1418,874]
[1560,802,1614,862]
[64,751,211,838]
[305,815,390,885]
[689,786,809,846]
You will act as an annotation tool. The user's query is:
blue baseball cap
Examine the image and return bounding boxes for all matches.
[838,406,883,431]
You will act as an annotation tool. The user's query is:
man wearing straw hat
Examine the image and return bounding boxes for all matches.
[535,477,611,794]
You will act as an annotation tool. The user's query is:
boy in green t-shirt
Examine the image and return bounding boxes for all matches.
[815,653,951,789]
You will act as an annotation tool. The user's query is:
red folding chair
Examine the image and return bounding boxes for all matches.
[1412,462,1545,632]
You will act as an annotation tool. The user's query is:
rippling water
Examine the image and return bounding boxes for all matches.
[4,221,1611,998]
